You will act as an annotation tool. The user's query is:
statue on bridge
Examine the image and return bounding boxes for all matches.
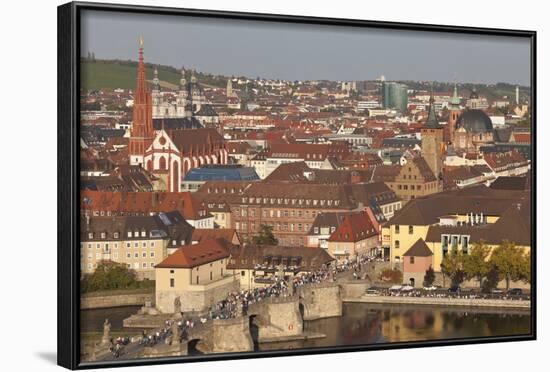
[171,321,181,345]
[101,318,111,345]
[173,296,182,319]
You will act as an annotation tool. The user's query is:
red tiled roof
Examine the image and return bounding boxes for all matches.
[156,238,230,268]
[328,211,378,242]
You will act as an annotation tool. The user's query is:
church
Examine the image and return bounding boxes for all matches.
[129,38,228,192]
[150,65,219,126]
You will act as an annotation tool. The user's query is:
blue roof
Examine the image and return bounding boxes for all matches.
[184,165,260,181]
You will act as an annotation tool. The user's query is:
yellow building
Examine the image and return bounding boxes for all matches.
[386,186,531,273]
[155,238,239,313]
[80,211,194,279]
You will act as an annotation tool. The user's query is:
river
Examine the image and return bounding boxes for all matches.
[81,303,531,352]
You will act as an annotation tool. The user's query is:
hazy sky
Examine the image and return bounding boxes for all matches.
[81,9,531,85]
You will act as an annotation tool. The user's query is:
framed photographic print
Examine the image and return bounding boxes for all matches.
[58,1,536,369]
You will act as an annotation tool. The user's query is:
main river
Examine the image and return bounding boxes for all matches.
[81,303,531,352]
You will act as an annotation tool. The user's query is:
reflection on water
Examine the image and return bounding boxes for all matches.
[81,303,530,352]
[80,306,141,333]
[259,303,531,351]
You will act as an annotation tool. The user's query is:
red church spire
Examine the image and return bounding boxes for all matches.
[129,36,154,165]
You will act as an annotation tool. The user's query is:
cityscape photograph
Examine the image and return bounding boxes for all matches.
[78,9,532,363]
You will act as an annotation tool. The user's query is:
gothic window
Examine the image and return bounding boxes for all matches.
[159,157,166,170]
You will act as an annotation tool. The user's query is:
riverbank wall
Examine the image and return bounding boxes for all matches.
[343,295,530,309]
[81,290,155,310]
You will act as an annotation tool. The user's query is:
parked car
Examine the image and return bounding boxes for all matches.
[389,285,402,292]
[490,288,504,294]
[423,285,437,291]
[507,288,523,296]
[401,285,414,292]
[365,288,381,296]
[448,285,461,294]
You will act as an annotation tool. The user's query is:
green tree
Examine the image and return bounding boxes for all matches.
[81,261,139,293]
[440,250,465,287]
[423,266,435,287]
[463,240,491,289]
[482,264,500,293]
[252,224,278,245]
[490,240,528,291]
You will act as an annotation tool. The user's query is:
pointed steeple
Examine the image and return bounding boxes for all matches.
[134,36,147,103]
[424,86,442,129]
[152,65,160,91]
[179,67,187,90]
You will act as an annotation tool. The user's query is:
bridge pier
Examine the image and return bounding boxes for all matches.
[298,282,343,321]
[249,296,304,342]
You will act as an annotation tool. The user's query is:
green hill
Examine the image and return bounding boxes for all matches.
[80,59,226,91]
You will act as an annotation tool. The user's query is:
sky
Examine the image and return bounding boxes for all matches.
[81,9,531,85]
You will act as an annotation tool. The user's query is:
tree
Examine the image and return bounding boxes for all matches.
[463,240,491,289]
[251,224,278,245]
[440,250,465,287]
[490,240,529,291]
[80,261,140,293]
[482,264,500,293]
[423,266,435,287]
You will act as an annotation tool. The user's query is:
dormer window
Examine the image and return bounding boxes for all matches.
[113,232,119,239]
[101,232,106,239]
[141,230,146,237]
[127,231,132,238]
[88,232,93,239]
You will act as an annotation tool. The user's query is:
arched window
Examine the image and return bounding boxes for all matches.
[159,157,166,170]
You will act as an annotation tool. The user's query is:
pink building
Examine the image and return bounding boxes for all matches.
[403,238,433,287]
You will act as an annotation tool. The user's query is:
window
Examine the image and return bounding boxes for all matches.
[196,276,199,285]
[170,278,175,287]
[142,242,147,248]
[114,232,119,239]
[408,225,413,234]
[88,233,93,239]
[395,240,400,249]
[142,252,147,258]
[410,256,415,264]
[210,272,213,280]
[127,231,132,238]
[395,225,400,234]
[134,253,139,258]
[126,253,131,258]
[142,262,147,268]
[241,271,246,277]
[96,243,100,250]
[150,252,155,257]
[134,242,139,248]
[150,262,155,267]
[150,241,155,247]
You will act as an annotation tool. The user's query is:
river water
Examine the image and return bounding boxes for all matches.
[81,303,531,352]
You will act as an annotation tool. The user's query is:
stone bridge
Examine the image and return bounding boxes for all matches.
[87,282,346,361]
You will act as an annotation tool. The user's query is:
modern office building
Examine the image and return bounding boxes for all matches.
[382,82,409,113]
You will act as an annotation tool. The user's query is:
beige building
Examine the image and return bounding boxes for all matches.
[155,238,239,313]
[80,211,193,279]
[386,157,442,202]
[227,245,334,290]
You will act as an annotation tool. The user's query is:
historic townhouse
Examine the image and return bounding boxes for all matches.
[80,211,194,279]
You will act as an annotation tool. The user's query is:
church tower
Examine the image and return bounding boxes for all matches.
[421,90,444,179]
[151,66,161,118]
[176,68,187,117]
[129,37,154,166]
[446,84,462,143]
[226,78,233,97]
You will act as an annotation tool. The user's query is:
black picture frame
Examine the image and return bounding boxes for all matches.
[58,1,537,369]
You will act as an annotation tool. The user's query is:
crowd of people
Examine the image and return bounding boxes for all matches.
[107,255,378,358]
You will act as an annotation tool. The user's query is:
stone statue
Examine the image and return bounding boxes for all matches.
[287,277,294,296]
[171,321,181,345]
[174,296,181,314]
[101,318,111,345]
[235,299,243,317]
